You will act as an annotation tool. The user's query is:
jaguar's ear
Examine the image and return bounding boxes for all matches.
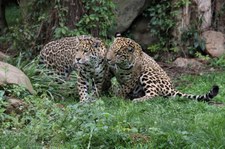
[115,32,122,38]
[127,46,134,52]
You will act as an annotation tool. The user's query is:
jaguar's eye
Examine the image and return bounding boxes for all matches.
[83,49,88,53]
[127,46,133,52]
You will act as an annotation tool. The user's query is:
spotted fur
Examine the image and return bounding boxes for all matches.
[40,35,111,102]
[107,35,219,102]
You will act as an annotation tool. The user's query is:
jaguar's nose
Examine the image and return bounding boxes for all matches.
[76,58,81,61]
[106,58,112,64]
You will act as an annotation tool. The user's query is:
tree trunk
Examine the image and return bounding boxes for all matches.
[213,0,225,33]
[171,0,191,57]
[172,0,191,42]
[63,0,85,29]
[193,0,212,31]
[36,0,85,45]
[0,0,7,33]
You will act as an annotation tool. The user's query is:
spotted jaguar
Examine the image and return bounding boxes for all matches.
[40,35,111,102]
[106,34,219,102]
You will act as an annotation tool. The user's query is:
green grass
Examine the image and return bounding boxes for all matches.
[0,59,225,148]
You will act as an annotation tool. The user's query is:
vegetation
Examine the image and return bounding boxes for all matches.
[0,58,225,148]
[144,1,176,49]
[142,0,187,52]
[142,0,225,58]
[1,1,225,148]
[0,0,115,57]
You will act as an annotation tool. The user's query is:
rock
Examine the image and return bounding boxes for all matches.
[173,57,203,69]
[202,31,225,57]
[0,51,10,61]
[0,61,36,94]
[130,16,157,48]
[5,98,28,114]
[112,0,150,33]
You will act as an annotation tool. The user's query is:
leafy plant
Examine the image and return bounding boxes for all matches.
[147,43,162,53]
[54,0,115,38]
[5,4,21,26]
[0,90,7,114]
[0,57,225,148]
[209,54,225,68]
[1,0,115,59]
[181,25,206,56]
[77,0,115,38]
[143,0,185,51]
[143,0,208,57]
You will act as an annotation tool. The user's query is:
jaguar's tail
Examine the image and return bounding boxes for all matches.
[173,85,219,102]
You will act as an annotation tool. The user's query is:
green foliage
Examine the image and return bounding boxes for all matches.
[1,26,38,57]
[1,0,115,58]
[1,2,45,56]
[145,1,174,45]
[2,55,78,101]
[209,54,225,68]
[1,57,225,148]
[24,58,79,101]
[5,4,21,26]
[1,84,29,99]
[0,90,7,114]
[147,43,162,53]
[195,52,210,61]
[143,0,209,57]
[1,2,225,147]
[181,25,206,56]
[54,0,115,38]
[26,0,52,23]
[143,0,187,51]
[77,0,115,37]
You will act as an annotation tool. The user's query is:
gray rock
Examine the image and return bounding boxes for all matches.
[0,61,36,94]
[113,0,150,32]
[130,16,157,49]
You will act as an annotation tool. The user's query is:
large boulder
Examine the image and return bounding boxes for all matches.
[0,61,36,94]
[113,0,150,32]
[130,16,157,48]
[202,31,225,57]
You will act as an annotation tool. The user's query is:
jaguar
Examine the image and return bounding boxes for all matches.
[106,33,219,102]
[40,35,111,102]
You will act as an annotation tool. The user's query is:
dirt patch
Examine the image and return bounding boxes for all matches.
[158,62,221,80]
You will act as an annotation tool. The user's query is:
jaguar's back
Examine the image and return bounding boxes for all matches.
[40,35,103,78]
[40,35,110,102]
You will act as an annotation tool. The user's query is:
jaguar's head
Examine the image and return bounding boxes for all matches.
[74,40,105,67]
[106,35,142,70]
